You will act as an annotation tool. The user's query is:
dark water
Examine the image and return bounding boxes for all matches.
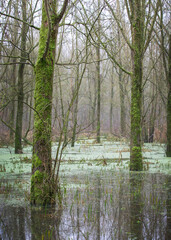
[0,170,171,240]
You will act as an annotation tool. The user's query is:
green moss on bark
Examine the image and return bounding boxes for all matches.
[31,170,55,206]
[130,146,142,171]
[130,3,143,171]
[31,153,55,205]
[31,0,57,206]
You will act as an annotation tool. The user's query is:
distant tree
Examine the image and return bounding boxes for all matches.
[71,8,79,147]
[166,35,171,156]
[155,0,171,155]
[96,0,101,143]
[15,0,28,153]
[0,0,38,145]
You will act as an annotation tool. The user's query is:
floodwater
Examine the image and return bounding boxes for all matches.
[0,140,171,239]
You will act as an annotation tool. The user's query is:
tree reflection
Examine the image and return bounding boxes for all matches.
[129,172,143,240]
[166,175,171,240]
[96,175,101,240]
[0,206,27,240]
[31,206,62,240]
[0,171,170,239]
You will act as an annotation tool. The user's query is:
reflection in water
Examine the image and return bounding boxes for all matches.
[166,175,171,240]
[130,173,143,240]
[0,171,170,239]
[0,207,28,240]
[31,207,62,240]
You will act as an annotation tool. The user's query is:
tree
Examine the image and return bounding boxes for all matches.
[71,8,80,147]
[110,64,114,133]
[166,35,171,156]
[96,0,101,143]
[15,0,27,153]
[31,0,69,206]
[104,0,159,170]
[0,0,39,146]
[156,0,171,156]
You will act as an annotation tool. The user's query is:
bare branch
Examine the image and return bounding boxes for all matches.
[57,0,69,23]
[144,0,160,52]
[0,12,40,30]
[43,0,52,59]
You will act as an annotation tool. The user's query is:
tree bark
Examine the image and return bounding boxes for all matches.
[130,0,144,170]
[110,65,114,134]
[31,0,68,206]
[15,0,27,153]
[96,0,101,143]
[71,10,79,147]
[166,35,171,156]
[118,29,125,136]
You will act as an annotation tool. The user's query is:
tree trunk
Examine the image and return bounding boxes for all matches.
[31,0,68,206]
[71,13,79,147]
[96,0,101,143]
[15,0,27,153]
[10,62,17,139]
[71,79,79,147]
[92,77,97,131]
[31,5,57,205]
[166,35,171,156]
[130,1,143,171]
[119,69,125,136]
[118,29,125,136]
[110,65,114,134]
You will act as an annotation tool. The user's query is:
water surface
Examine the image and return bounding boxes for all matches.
[0,141,171,239]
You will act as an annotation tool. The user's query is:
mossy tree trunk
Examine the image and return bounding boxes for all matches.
[128,0,160,170]
[31,0,69,206]
[129,1,144,171]
[105,0,159,170]
[15,0,27,153]
[166,35,171,156]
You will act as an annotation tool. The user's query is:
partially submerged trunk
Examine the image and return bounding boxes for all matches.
[31,0,68,206]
